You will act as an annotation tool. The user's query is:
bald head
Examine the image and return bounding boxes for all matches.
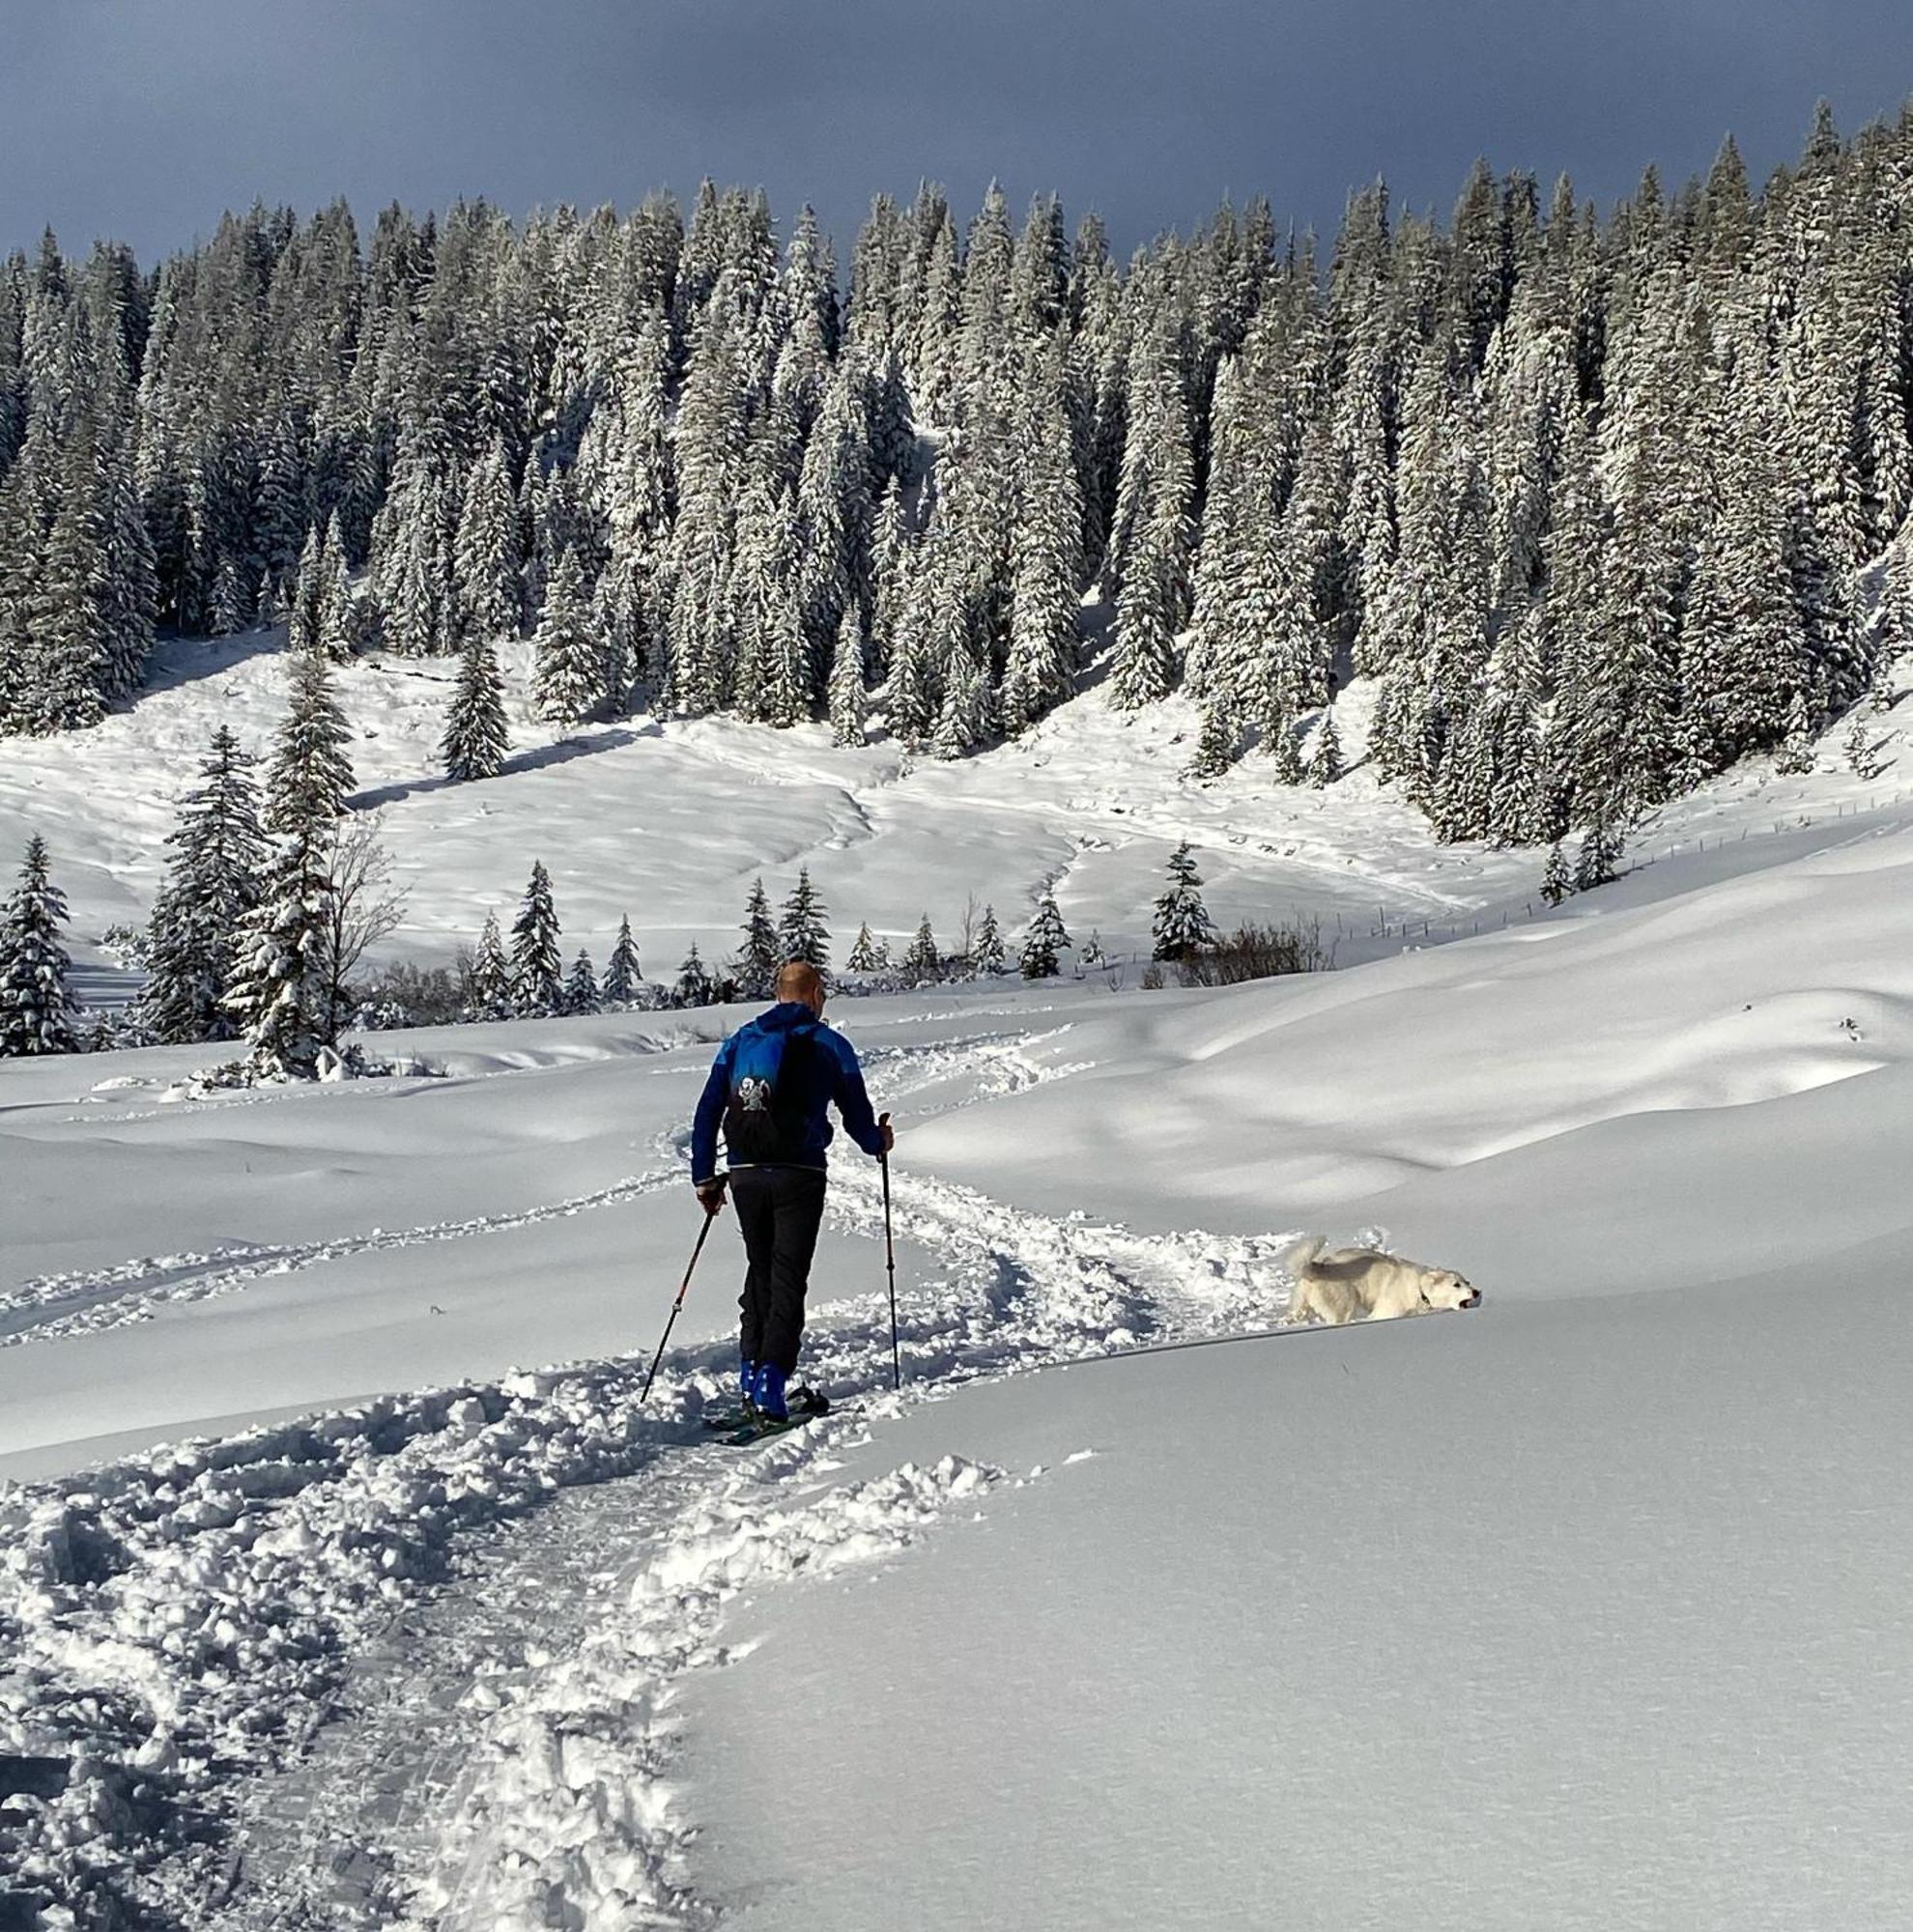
[776,959,826,1012]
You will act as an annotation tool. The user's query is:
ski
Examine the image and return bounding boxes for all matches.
[702,1386,833,1435]
[723,1410,820,1446]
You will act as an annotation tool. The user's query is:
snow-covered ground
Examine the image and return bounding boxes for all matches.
[3,647,1913,1926]
[7,629,1910,985]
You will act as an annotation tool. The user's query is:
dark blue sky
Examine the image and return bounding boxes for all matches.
[7,1,1913,265]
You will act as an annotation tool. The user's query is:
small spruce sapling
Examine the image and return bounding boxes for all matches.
[1019,893,1070,980]
[847,922,889,973]
[604,916,642,1004]
[1152,842,1216,961]
[973,904,1006,975]
[1307,706,1344,786]
[675,940,712,1008]
[902,915,941,982]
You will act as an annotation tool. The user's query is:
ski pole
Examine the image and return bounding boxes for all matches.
[640,1189,722,1406]
[880,1115,900,1390]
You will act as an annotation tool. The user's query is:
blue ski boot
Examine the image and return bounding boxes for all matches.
[757,1363,789,1423]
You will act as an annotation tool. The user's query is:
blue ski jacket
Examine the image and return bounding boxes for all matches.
[691,1002,887,1182]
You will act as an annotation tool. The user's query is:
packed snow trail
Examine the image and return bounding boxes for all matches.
[0,1031,1299,1929]
[0,1027,1057,1350]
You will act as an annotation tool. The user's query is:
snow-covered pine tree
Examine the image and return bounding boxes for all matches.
[144,724,270,1042]
[1573,819,1622,892]
[1306,706,1344,786]
[471,911,512,1011]
[287,523,324,658]
[1843,714,1887,781]
[901,915,940,982]
[1266,718,1304,784]
[224,824,333,1079]
[1019,892,1070,979]
[454,435,525,643]
[846,921,888,972]
[317,511,357,660]
[208,554,249,638]
[564,948,600,1015]
[604,915,642,1004]
[1185,705,1239,781]
[511,859,564,1012]
[1001,348,1083,732]
[1152,842,1217,960]
[532,550,605,724]
[1774,689,1817,775]
[973,903,1005,975]
[736,877,781,999]
[0,834,79,1057]
[827,604,868,746]
[778,867,830,971]
[1540,840,1572,906]
[1110,552,1180,711]
[443,632,510,781]
[674,940,712,1008]
[267,642,356,834]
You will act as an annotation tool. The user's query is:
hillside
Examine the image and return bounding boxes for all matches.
[6,626,1910,1003]
[3,741,1911,1924]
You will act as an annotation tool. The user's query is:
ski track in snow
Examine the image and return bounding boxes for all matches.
[0,1028,1060,1350]
[0,1026,1300,1927]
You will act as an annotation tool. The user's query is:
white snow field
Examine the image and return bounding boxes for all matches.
[3,647,1913,1926]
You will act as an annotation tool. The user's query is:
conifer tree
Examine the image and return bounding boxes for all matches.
[533,550,605,723]
[973,903,1005,975]
[828,605,868,746]
[1152,843,1216,960]
[1843,715,1888,781]
[287,524,324,658]
[144,724,269,1042]
[564,948,600,1015]
[454,434,524,642]
[0,834,79,1057]
[468,910,512,1012]
[268,643,356,834]
[224,824,333,1079]
[443,632,510,781]
[736,877,781,998]
[902,914,940,982]
[1774,689,1818,775]
[778,866,830,970]
[208,554,248,638]
[317,512,357,660]
[1307,707,1344,787]
[675,939,712,1007]
[1186,705,1238,781]
[1541,840,1572,906]
[1573,819,1622,892]
[511,859,563,1011]
[1019,893,1070,979]
[604,915,642,1003]
[846,921,888,972]
[1266,719,1304,784]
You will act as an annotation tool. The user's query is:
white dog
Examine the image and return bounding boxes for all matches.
[1283,1235,1481,1325]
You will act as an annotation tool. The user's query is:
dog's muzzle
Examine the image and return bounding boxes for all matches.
[1458,1287,1481,1309]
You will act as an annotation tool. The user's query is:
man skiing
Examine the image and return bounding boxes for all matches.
[691,958,893,1424]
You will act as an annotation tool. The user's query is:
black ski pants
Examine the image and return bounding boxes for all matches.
[730,1164,828,1376]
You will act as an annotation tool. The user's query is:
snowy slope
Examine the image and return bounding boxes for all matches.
[4,628,1909,983]
[3,650,1913,1926]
